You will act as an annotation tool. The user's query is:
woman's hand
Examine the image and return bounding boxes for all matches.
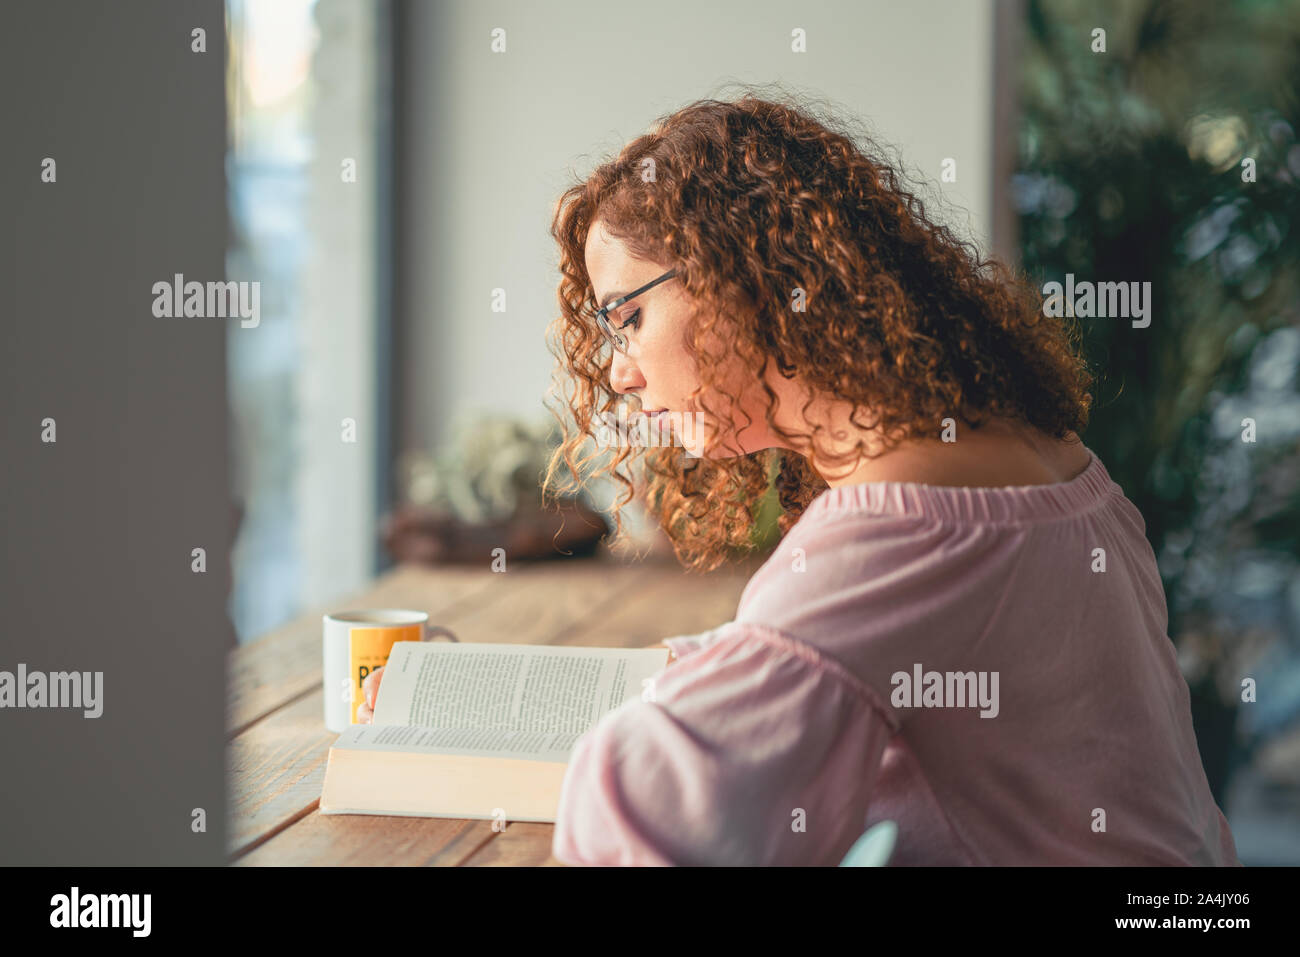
[355,666,384,724]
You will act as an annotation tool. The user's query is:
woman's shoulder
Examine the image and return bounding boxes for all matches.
[844,424,1090,489]
[793,439,1114,529]
[732,447,1121,663]
[733,512,1002,655]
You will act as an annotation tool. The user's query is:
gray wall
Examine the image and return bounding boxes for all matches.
[397,0,996,456]
[1,0,229,864]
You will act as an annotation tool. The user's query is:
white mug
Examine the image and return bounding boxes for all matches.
[322,609,458,732]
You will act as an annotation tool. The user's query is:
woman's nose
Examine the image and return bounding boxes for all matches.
[609,349,644,396]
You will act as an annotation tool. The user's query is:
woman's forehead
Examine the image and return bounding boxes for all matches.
[585,228,644,303]
[585,220,629,270]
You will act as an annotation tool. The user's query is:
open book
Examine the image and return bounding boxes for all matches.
[319,640,670,822]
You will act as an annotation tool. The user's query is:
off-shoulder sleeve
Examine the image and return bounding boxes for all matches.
[551,621,899,866]
[661,621,733,660]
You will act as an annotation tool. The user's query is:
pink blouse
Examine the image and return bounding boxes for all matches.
[551,448,1241,866]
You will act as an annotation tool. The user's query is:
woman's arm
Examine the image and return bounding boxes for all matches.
[552,621,897,866]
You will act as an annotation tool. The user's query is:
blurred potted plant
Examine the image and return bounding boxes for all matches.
[382,414,608,564]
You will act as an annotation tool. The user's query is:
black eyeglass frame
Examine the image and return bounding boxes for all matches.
[593,268,679,353]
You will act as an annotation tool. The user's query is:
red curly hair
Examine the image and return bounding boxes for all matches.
[543,87,1093,572]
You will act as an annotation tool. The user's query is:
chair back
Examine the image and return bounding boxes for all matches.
[838,820,898,866]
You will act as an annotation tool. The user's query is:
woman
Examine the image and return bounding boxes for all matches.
[535,91,1240,866]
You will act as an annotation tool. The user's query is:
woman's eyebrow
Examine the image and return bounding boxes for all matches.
[599,288,630,309]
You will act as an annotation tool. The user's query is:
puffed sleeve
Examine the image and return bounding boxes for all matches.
[551,621,899,866]
[661,621,734,660]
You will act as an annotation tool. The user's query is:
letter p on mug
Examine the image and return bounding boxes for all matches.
[322,610,458,732]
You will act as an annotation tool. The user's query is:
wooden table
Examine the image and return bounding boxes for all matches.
[225,552,761,865]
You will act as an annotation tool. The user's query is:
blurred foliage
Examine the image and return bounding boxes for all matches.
[398,414,579,524]
[1016,0,1300,737]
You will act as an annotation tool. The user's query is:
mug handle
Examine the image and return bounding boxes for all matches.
[424,625,460,643]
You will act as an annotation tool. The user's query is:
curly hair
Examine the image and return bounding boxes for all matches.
[543,86,1093,572]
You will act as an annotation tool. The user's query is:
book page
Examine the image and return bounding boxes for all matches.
[331,720,583,764]
[370,641,667,740]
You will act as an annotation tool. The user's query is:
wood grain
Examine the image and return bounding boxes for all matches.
[555,553,763,648]
[235,811,501,866]
[227,563,513,736]
[226,554,767,864]
[227,691,336,859]
[228,558,647,860]
[460,823,564,866]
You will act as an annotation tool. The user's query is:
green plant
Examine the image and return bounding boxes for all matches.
[1016,0,1300,799]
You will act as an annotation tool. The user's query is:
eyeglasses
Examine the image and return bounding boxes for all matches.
[593,268,679,354]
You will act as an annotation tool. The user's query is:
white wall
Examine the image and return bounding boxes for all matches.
[399,0,996,455]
